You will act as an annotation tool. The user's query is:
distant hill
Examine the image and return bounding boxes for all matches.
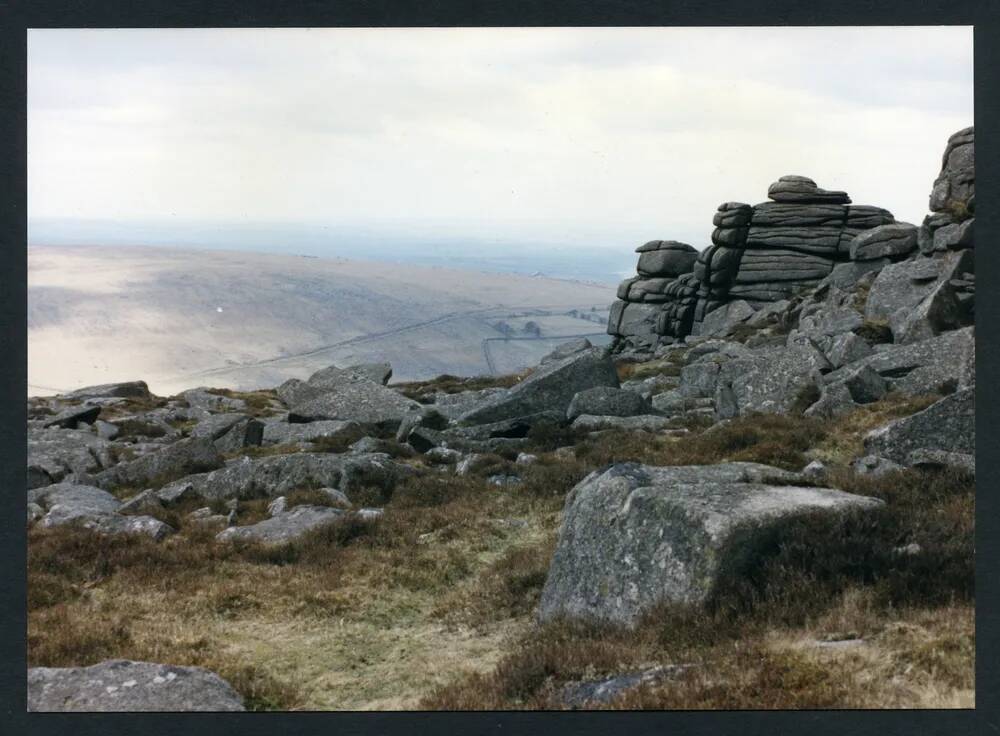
[28,245,615,396]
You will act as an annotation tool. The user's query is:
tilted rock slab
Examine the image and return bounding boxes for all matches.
[538,462,882,627]
[95,436,225,491]
[156,452,410,502]
[217,504,346,545]
[459,347,619,425]
[864,388,974,464]
[28,660,244,712]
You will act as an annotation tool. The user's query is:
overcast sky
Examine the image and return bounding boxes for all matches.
[27,27,973,250]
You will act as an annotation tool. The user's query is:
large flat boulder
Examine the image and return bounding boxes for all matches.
[156,452,410,502]
[261,419,361,446]
[566,386,651,421]
[538,463,881,627]
[95,437,225,491]
[217,504,346,545]
[28,660,244,712]
[864,388,974,464]
[287,381,422,430]
[65,381,152,401]
[459,348,620,425]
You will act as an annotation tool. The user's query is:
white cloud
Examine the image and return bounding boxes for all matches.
[27,26,973,249]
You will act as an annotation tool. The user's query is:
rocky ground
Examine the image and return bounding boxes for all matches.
[25,126,975,711]
[26,323,974,710]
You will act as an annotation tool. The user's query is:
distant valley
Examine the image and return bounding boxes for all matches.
[28,245,615,396]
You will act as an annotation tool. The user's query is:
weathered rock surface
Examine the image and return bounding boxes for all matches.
[288,380,422,430]
[849,223,918,261]
[42,404,102,430]
[459,348,619,425]
[28,427,114,488]
[570,414,675,433]
[217,504,346,545]
[66,381,152,401]
[539,463,881,626]
[560,665,692,708]
[541,337,594,365]
[156,452,409,502]
[864,388,974,464]
[261,419,361,446]
[28,660,245,712]
[566,386,651,421]
[28,483,173,540]
[96,437,225,491]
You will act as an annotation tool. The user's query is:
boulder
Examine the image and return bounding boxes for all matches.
[155,452,410,502]
[698,300,756,338]
[864,388,974,464]
[118,489,164,515]
[28,427,113,488]
[191,413,264,452]
[541,338,593,365]
[804,382,856,420]
[864,250,971,331]
[571,414,675,433]
[288,381,422,430]
[822,327,973,396]
[180,388,247,413]
[262,419,361,446]
[852,455,905,478]
[567,386,651,421]
[825,332,873,370]
[636,241,699,278]
[307,361,393,388]
[27,660,245,712]
[849,223,918,261]
[820,259,890,290]
[561,665,692,708]
[892,280,963,345]
[42,404,101,430]
[28,483,173,541]
[841,364,888,404]
[538,463,880,626]
[929,126,974,215]
[66,381,152,401]
[714,340,829,416]
[767,175,850,205]
[217,504,346,545]
[459,348,619,425]
[95,437,225,491]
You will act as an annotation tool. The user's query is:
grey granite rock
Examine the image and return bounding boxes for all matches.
[28,660,244,712]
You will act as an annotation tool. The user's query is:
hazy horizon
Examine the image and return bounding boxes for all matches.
[28,26,973,280]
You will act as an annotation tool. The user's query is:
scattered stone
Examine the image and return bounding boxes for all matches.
[425,446,462,464]
[571,414,674,433]
[516,453,538,466]
[181,388,246,413]
[840,364,888,404]
[852,455,905,478]
[560,665,693,708]
[288,380,422,430]
[118,489,164,516]
[267,496,287,516]
[488,474,522,487]
[907,448,975,475]
[217,504,345,545]
[28,660,245,712]
[94,419,120,440]
[802,460,827,479]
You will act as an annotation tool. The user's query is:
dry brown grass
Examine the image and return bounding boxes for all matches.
[394,372,529,401]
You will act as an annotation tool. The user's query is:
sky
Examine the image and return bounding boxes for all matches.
[27,26,973,261]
